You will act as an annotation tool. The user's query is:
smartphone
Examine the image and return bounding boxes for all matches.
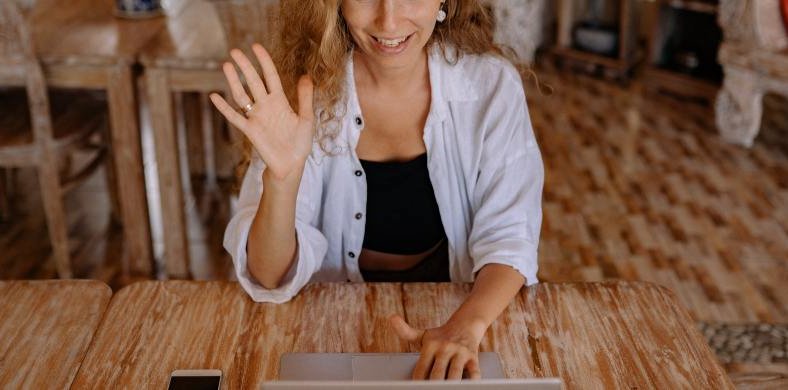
[168,369,222,390]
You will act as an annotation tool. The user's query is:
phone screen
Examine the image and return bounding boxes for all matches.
[168,375,221,390]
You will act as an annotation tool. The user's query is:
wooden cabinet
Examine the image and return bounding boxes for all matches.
[643,0,723,102]
[553,0,640,81]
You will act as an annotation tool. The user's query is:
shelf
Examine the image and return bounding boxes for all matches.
[646,0,723,103]
[643,66,719,101]
[661,0,718,15]
[553,47,627,69]
[554,0,640,81]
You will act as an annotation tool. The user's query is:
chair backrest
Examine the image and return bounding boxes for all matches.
[0,2,31,72]
[212,0,281,51]
[720,0,788,51]
[0,1,54,146]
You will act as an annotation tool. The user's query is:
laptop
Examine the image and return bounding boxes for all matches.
[260,353,562,389]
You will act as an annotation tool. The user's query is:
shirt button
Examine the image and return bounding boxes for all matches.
[348,251,356,258]
[355,213,363,220]
[354,170,363,177]
[355,116,363,127]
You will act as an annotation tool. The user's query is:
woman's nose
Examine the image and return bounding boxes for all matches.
[377,0,400,32]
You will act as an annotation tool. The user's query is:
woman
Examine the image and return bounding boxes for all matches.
[212,0,544,381]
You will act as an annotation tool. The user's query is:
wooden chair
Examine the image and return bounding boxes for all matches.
[0,2,110,278]
[715,0,788,147]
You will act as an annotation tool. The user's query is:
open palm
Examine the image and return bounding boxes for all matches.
[210,44,315,180]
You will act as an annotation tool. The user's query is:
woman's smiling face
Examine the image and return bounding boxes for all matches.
[341,0,444,69]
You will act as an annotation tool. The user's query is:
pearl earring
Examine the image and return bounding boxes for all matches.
[437,3,447,22]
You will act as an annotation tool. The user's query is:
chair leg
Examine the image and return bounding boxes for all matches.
[715,67,764,147]
[200,92,218,192]
[102,129,123,226]
[175,92,194,201]
[0,169,9,221]
[59,154,73,178]
[37,156,73,279]
[183,93,205,179]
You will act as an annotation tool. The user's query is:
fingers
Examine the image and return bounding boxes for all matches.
[209,93,248,133]
[428,348,454,380]
[414,347,480,380]
[412,344,437,380]
[389,315,423,343]
[465,357,481,380]
[230,49,268,102]
[252,44,284,94]
[297,75,314,121]
[222,62,254,109]
[447,353,470,380]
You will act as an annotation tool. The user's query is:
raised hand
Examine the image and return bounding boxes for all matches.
[210,44,315,181]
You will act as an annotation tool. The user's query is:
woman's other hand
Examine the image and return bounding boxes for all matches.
[389,314,486,380]
[210,43,315,181]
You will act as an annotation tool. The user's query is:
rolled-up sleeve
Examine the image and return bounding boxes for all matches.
[468,63,544,286]
[223,154,327,303]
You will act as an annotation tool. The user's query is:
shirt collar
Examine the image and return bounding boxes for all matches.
[427,45,478,124]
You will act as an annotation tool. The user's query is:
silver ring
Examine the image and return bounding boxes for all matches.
[242,103,254,114]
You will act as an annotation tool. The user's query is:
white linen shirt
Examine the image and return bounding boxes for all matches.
[224,47,544,303]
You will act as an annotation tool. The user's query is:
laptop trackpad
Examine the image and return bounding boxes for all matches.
[351,354,418,380]
[351,352,505,380]
[279,352,505,381]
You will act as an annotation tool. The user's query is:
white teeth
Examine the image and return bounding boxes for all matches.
[375,36,407,47]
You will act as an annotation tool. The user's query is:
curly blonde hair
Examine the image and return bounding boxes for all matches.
[238,0,513,172]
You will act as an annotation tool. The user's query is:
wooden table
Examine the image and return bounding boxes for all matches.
[139,0,280,278]
[0,280,112,388]
[71,281,734,388]
[25,0,163,275]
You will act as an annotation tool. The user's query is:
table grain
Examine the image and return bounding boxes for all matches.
[71,281,734,389]
[0,280,112,388]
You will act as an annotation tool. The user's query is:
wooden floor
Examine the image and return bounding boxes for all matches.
[530,70,788,325]
[1,67,786,372]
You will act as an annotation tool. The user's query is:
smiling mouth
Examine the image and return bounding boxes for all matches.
[372,33,414,48]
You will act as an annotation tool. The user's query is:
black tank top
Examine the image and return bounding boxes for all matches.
[360,153,447,254]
